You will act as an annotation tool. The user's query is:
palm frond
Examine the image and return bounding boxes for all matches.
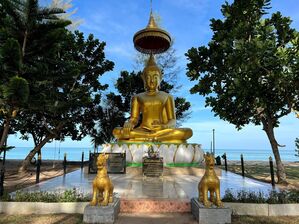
[3,76,29,105]
[1,0,26,30]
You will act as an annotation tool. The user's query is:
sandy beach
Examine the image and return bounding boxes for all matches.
[220,160,299,190]
[1,159,81,193]
[226,160,299,166]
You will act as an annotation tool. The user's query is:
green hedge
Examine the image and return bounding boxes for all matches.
[222,189,299,204]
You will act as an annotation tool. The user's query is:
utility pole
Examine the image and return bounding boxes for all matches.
[212,129,215,155]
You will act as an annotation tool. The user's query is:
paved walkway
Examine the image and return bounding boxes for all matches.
[15,166,275,199]
[116,213,197,224]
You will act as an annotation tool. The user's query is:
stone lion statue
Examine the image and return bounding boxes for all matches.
[198,153,223,207]
[90,154,114,206]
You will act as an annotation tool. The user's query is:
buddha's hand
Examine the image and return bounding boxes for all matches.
[151,120,165,130]
[152,121,173,129]
[123,121,134,137]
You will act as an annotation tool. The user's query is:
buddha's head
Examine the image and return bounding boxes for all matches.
[141,54,162,92]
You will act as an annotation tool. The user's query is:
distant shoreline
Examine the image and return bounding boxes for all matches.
[226,160,299,165]
[2,158,298,164]
[2,146,298,162]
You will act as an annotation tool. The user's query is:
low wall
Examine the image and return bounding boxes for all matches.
[224,202,299,216]
[0,201,299,216]
[0,202,88,215]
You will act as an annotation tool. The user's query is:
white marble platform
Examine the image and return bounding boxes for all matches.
[101,143,204,165]
[14,167,276,200]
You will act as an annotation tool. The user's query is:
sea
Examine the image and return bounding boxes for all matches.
[1,146,297,162]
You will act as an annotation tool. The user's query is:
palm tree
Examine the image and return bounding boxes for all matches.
[0,0,71,151]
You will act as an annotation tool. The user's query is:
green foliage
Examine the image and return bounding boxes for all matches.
[92,92,127,144]
[16,29,114,164]
[5,188,299,204]
[186,0,298,128]
[185,0,299,183]
[175,97,191,124]
[0,38,22,75]
[0,191,12,201]
[1,1,114,167]
[13,188,90,202]
[2,76,29,106]
[222,189,299,204]
[295,138,299,158]
[0,0,72,150]
[222,189,267,203]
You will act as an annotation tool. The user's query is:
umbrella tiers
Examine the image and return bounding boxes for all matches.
[133,12,171,54]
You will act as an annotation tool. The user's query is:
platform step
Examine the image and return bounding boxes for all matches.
[120,198,191,213]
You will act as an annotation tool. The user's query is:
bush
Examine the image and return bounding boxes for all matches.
[13,188,90,202]
[222,189,299,204]
[0,191,12,201]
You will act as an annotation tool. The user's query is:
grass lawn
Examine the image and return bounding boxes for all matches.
[232,215,299,224]
[0,214,299,224]
[219,163,299,188]
[0,214,83,224]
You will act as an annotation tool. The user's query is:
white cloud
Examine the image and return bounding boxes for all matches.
[190,105,212,113]
[106,44,135,60]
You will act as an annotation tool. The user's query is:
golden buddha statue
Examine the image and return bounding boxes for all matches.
[113,55,192,143]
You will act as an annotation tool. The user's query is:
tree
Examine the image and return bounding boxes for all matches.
[1,1,114,169]
[185,0,299,183]
[50,0,83,30]
[17,30,113,170]
[0,0,69,152]
[91,93,127,145]
[0,38,29,150]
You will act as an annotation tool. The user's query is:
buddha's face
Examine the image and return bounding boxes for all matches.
[144,70,161,92]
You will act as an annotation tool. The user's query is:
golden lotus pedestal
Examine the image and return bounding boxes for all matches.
[101,143,204,166]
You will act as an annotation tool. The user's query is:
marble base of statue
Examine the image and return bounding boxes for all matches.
[83,197,120,224]
[191,198,232,224]
[102,143,203,165]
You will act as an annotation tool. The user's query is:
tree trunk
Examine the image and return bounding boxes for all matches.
[19,134,53,172]
[22,30,28,57]
[0,117,10,150]
[263,122,287,184]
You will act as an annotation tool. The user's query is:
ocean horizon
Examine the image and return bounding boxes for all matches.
[1,146,297,162]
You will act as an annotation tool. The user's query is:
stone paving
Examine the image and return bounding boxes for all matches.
[15,166,276,199]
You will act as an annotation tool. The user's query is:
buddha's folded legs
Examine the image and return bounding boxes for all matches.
[113,127,155,140]
[113,127,193,143]
[155,128,193,143]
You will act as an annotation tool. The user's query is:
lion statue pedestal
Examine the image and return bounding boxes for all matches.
[191,198,232,224]
[83,199,120,224]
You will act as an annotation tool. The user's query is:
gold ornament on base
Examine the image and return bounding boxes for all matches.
[198,153,223,207]
[90,154,114,206]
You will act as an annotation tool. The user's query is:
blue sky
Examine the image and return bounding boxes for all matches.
[8,0,299,151]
